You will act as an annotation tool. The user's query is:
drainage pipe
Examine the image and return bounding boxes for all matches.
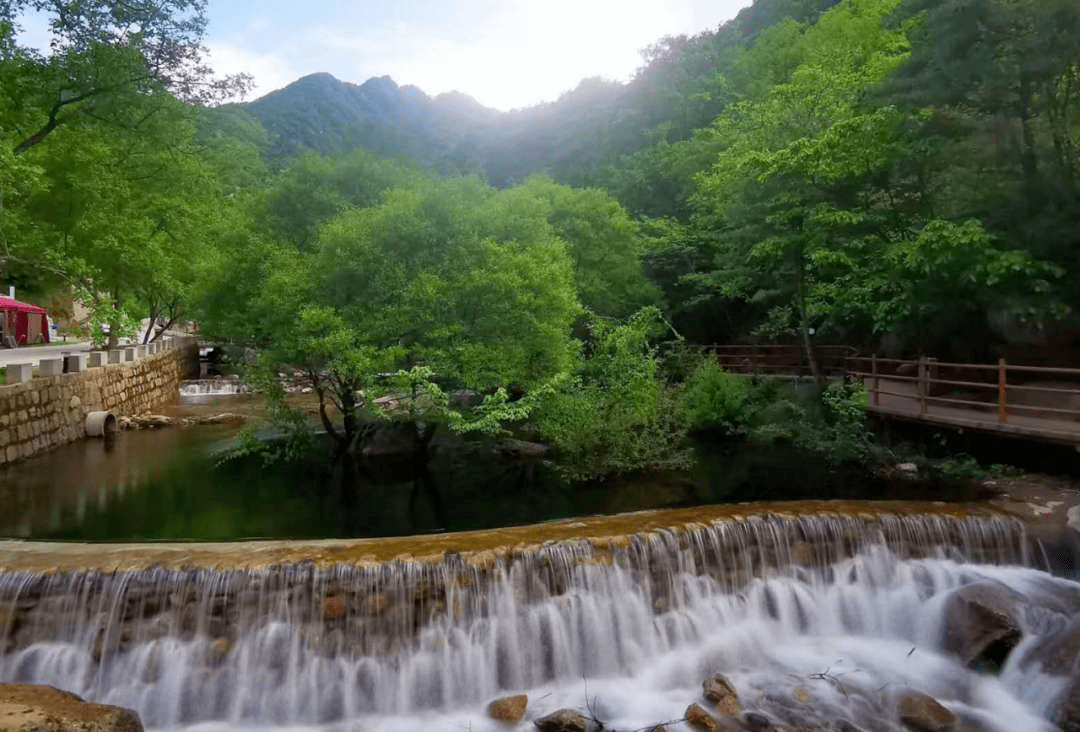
[85,411,117,437]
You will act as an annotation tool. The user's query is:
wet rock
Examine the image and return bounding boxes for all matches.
[487,694,528,724]
[703,674,741,716]
[322,595,347,621]
[1054,676,1080,732]
[362,593,391,616]
[832,721,865,732]
[742,711,775,730]
[791,541,815,566]
[897,692,955,732]
[535,709,587,732]
[684,704,719,732]
[194,413,246,425]
[0,684,143,732]
[940,581,1023,672]
[205,638,231,666]
[1019,617,1080,676]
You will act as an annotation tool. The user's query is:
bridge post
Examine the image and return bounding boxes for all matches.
[871,354,880,407]
[998,358,1008,424]
[918,356,928,416]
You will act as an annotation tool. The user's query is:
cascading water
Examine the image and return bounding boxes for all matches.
[179,378,247,397]
[1,511,1077,732]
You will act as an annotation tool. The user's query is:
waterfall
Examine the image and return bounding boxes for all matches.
[179,378,247,397]
[0,511,1074,731]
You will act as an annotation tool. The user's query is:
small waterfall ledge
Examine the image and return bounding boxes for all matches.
[1,503,1074,732]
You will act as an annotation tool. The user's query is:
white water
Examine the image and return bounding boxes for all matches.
[180,378,247,396]
[0,515,1075,731]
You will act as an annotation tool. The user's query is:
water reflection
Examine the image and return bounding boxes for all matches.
[0,426,240,538]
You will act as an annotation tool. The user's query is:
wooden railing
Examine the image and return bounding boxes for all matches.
[844,355,1080,444]
[701,344,854,377]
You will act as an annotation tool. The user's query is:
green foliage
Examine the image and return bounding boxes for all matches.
[314,176,581,390]
[532,308,692,482]
[679,358,754,435]
[512,177,661,317]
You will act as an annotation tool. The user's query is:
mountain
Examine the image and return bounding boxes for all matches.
[238,72,500,169]
[226,0,846,192]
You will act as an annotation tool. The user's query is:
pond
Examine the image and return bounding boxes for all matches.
[0,383,991,542]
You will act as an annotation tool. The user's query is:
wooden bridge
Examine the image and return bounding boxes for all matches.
[704,345,1080,449]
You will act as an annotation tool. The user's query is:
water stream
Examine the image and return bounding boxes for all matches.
[2,512,1077,731]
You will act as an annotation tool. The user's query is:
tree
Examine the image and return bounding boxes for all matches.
[247,176,582,529]
[1,0,250,155]
[314,177,580,389]
[512,177,660,318]
[256,151,421,251]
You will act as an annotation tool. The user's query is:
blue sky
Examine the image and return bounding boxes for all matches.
[200,0,755,110]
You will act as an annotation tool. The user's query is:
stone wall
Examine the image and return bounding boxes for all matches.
[0,337,198,465]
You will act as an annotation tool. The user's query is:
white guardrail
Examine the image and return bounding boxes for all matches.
[2,337,186,385]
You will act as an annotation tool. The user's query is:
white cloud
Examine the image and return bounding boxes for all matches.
[202,42,298,102]
[203,0,756,110]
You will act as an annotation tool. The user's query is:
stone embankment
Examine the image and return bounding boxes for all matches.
[0,337,198,465]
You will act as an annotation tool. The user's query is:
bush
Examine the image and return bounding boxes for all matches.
[531,308,692,482]
[678,358,753,436]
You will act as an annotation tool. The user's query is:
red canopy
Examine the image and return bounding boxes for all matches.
[0,296,46,314]
[0,296,49,344]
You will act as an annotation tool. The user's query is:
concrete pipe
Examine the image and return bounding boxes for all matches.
[85,411,117,438]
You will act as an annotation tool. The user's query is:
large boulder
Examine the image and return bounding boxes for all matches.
[0,685,142,732]
[897,691,955,732]
[939,581,1023,672]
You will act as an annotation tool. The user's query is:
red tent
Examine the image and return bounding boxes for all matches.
[0,296,49,345]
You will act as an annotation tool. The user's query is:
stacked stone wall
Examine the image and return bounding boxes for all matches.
[0,338,198,465]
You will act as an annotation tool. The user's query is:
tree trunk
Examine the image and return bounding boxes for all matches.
[408,423,447,530]
[106,290,122,350]
[795,262,823,386]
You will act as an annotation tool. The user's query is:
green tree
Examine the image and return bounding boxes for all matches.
[1,0,249,155]
[512,177,660,317]
[531,307,691,482]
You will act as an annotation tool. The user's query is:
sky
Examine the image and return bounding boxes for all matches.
[200,0,756,110]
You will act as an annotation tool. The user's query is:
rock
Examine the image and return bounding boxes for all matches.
[791,541,815,566]
[487,694,528,724]
[940,581,1023,672]
[196,413,246,425]
[496,440,551,459]
[322,595,347,621]
[205,638,231,666]
[703,675,741,716]
[0,684,143,732]
[684,704,719,732]
[68,396,81,410]
[897,692,955,732]
[534,709,587,732]
[1019,617,1080,676]
[896,463,918,476]
[742,711,775,730]
[1054,676,1080,732]
[833,721,866,732]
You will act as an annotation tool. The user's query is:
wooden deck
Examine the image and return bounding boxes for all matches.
[847,356,1080,449]
[699,346,1080,449]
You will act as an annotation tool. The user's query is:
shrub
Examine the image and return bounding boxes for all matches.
[531,308,692,482]
[678,358,753,436]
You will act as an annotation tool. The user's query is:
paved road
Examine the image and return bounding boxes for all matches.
[0,341,93,368]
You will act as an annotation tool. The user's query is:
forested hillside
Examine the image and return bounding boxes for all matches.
[2,0,1079,363]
